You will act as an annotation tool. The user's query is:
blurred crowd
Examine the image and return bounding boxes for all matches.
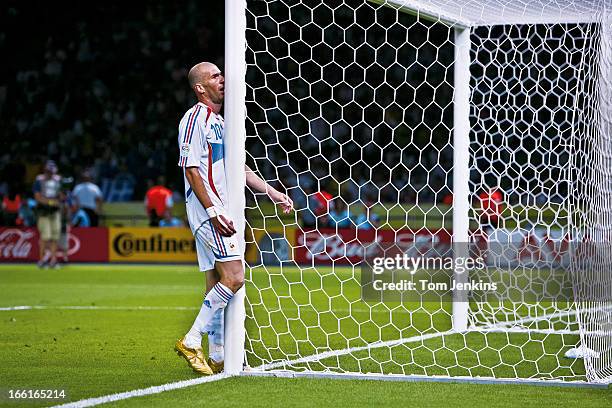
[1,1,456,216]
[1,1,223,207]
[1,1,563,234]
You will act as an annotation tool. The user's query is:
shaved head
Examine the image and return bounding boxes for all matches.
[187,61,225,108]
[188,62,216,89]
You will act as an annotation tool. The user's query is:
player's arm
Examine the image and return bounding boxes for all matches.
[245,164,293,214]
[179,109,236,236]
[185,167,236,237]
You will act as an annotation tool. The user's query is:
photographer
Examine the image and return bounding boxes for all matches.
[33,160,64,268]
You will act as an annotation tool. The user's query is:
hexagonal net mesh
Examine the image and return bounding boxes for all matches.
[242,0,612,382]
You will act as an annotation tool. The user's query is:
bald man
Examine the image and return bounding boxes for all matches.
[175,62,293,375]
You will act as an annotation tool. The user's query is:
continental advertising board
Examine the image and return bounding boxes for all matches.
[108,226,296,264]
[108,227,197,262]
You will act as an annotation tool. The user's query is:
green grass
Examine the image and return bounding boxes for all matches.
[110,376,611,408]
[0,264,609,407]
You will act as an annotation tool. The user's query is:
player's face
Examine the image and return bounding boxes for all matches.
[205,69,224,104]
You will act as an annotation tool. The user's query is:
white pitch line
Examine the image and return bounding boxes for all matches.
[0,305,33,311]
[0,305,199,311]
[38,304,611,407]
[50,374,229,408]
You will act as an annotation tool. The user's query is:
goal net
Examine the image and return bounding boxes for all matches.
[239,0,612,383]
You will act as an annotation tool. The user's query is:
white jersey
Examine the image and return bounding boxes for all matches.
[177,102,228,232]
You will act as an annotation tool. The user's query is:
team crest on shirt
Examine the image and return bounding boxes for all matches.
[180,143,190,157]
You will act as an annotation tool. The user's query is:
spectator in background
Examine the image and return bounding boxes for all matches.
[478,188,504,232]
[313,190,333,216]
[356,209,381,231]
[145,176,173,227]
[159,209,183,227]
[301,188,332,230]
[2,189,22,226]
[291,184,315,228]
[71,207,91,227]
[328,199,352,228]
[19,196,37,227]
[72,169,103,226]
[33,160,63,268]
[441,190,453,206]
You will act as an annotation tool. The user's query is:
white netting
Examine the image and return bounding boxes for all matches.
[570,9,612,382]
[379,0,603,26]
[243,0,612,382]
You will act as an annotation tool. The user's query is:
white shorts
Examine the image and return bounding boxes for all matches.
[193,219,242,271]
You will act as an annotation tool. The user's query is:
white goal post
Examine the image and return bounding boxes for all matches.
[224,0,612,384]
[224,0,248,375]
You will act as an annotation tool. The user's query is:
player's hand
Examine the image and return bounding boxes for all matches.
[212,214,236,237]
[269,191,293,214]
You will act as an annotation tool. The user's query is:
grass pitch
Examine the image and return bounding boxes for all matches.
[0,264,609,407]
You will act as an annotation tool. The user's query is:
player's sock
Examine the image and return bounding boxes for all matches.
[206,308,224,362]
[184,282,233,349]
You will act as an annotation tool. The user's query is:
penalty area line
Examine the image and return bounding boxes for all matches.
[50,373,229,408]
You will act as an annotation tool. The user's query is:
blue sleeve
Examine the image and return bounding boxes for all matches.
[33,179,41,194]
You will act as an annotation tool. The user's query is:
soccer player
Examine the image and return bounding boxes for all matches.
[175,62,293,375]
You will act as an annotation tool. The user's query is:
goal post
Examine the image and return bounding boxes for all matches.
[224,0,247,376]
[224,0,612,384]
[451,25,471,332]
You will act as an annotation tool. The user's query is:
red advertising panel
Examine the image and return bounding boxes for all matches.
[0,227,109,262]
[294,227,451,265]
[67,228,109,262]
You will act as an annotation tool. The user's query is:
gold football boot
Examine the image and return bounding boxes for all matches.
[207,358,224,374]
[174,337,213,375]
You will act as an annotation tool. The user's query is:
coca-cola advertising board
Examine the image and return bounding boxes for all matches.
[294,228,452,265]
[0,227,109,262]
